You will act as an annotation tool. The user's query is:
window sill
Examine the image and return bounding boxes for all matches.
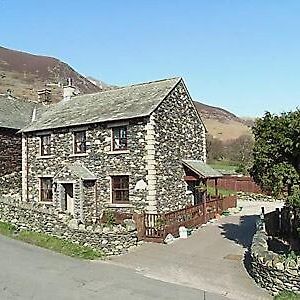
[69,153,89,157]
[107,150,130,155]
[107,203,134,208]
[38,201,53,205]
[37,155,55,159]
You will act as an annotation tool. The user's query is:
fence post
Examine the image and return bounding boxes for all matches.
[260,207,265,231]
[133,213,145,241]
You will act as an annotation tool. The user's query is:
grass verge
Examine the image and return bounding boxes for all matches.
[207,185,236,197]
[0,221,103,260]
[274,291,300,300]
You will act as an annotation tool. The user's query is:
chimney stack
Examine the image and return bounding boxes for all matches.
[63,78,76,101]
[37,88,51,104]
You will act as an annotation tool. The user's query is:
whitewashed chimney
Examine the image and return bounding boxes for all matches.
[63,78,76,101]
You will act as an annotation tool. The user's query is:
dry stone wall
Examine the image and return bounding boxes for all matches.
[251,229,300,295]
[0,198,137,256]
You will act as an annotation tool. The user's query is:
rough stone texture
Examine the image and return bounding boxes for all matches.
[0,128,21,176]
[0,198,137,256]
[251,229,300,295]
[22,79,206,221]
[154,81,206,211]
[24,119,149,223]
[0,171,21,196]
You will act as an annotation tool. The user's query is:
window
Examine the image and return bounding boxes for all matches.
[111,176,129,203]
[74,131,86,154]
[40,135,51,156]
[112,126,127,151]
[40,178,53,202]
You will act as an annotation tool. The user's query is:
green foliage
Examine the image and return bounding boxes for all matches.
[104,209,116,227]
[287,186,300,207]
[250,110,300,196]
[207,134,254,172]
[0,221,17,235]
[17,231,103,260]
[0,221,103,260]
[274,291,300,300]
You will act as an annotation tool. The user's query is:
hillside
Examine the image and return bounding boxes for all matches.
[194,101,252,141]
[0,46,252,141]
[0,46,101,102]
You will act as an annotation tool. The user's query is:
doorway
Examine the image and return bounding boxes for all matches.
[62,183,74,216]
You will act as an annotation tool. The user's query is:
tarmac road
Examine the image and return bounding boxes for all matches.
[0,235,227,300]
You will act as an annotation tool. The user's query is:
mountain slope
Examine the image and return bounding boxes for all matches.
[194,101,251,141]
[0,46,101,102]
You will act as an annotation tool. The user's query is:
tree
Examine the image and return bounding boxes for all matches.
[250,110,300,196]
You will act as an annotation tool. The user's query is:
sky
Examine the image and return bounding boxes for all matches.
[1,0,300,117]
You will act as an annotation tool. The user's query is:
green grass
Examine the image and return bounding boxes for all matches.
[274,291,300,300]
[0,221,103,260]
[207,185,236,197]
[208,162,238,172]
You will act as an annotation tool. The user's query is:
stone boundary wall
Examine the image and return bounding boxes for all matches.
[0,198,137,256]
[251,229,300,295]
[0,172,21,196]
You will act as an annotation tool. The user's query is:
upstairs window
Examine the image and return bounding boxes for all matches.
[111,176,129,203]
[112,126,127,151]
[40,134,51,156]
[40,178,53,202]
[74,131,86,154]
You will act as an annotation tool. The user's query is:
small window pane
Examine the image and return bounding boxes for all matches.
[41,135,51,156]
[40,178,53,202]
[74,131,86,154]
[112,127,127,151]
[111,176,129,203]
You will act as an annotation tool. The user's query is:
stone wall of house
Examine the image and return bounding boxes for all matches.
[251,229,300,295]
[0,128,22,176]
[0,197,137,256]
[24,119,149,222]
[0,171,21,196]
[153,80,206,212]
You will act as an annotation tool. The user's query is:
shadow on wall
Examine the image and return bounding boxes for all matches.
[218,215,259,274]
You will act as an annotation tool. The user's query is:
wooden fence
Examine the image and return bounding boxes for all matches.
[134,195,237,243]
[208,176,262,194]
[264,206,300,239]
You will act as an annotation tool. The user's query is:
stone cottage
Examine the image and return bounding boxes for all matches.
[21,77,208,224]
[0,93,47,193]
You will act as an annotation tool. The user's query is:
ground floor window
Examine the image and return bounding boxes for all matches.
[40,177,53,202]
[111,175,129,203]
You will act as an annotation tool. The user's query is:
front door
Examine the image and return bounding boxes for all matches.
[62,183,74,216]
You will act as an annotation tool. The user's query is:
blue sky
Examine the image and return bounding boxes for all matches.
[1,0,300,116]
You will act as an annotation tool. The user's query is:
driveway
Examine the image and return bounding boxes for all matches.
[0,235,227,300]
[110,200,284,300]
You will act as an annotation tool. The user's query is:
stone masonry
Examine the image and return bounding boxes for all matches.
[251,229,300,295]
[154,81,206,211]
[21,78,207,223]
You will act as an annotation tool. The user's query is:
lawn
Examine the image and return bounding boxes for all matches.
[208,161,238,173]
[0,221,103,260]
[207,185,236,197]
[274,291,300,300]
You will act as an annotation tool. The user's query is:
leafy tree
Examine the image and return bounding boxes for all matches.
[250,110,300,196]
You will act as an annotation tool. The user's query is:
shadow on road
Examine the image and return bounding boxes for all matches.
[218,215,259,273]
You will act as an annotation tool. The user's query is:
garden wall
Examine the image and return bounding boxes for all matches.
[251,229,300,295]
[0,198,137,256]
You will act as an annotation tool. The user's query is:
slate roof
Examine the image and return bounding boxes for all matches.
[0,95,43,130]
[182,160,223,178]
[54,162,97,181]
[21,77,181,132]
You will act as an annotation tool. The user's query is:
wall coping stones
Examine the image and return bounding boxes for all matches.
[250,229,300,295]
[0,198,138,256]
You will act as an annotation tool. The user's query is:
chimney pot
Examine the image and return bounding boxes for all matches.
[63,78,76,101]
